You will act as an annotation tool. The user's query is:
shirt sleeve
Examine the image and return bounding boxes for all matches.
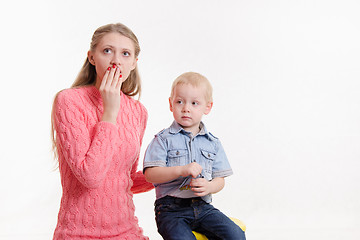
[143,134,168,171]
[212,139,233,178]
[54,90,120,189]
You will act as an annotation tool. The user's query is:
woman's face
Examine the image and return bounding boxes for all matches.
[88,32,137,87]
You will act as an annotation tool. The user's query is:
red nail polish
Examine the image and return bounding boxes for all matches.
[120,75,122,78]
[107,67,111,71]
[113,64,116,68]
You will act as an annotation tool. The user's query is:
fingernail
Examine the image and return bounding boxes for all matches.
[120,75,122,78]
[113,64,116,68]
[107,67,111,71]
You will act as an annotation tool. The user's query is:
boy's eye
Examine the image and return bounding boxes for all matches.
[104,48,112,54]
[177,100,183,104]
[192,102,199,106]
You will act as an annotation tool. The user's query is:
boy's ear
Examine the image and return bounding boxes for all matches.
[169,98,173,112]
[204,102,213,115]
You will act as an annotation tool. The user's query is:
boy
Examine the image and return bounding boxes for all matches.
[143,72,245,240]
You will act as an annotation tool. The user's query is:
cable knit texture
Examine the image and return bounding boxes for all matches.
[53,86,154,239]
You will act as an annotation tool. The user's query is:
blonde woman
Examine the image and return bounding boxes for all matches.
[51,23,153,239]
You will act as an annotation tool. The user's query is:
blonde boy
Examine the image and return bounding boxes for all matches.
[143,72,245,240]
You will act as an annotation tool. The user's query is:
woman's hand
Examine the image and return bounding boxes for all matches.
[99,65,123,124]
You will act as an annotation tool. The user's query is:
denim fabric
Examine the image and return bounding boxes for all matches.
[155,196,246,240]
[143,121,233,203]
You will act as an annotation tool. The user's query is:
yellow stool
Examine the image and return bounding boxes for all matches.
[192,217,246,240]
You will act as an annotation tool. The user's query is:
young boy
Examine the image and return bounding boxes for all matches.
[143,72,246,240]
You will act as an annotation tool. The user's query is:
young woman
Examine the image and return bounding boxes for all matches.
[51,23,153,239]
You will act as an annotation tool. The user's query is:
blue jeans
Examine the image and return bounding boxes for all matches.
[154,196,246,240]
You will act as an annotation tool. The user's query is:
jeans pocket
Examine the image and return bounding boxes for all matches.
[155,202,179,219]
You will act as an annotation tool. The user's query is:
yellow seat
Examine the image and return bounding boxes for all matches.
[192,217,246,240]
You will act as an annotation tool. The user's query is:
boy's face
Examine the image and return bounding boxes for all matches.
[169,83,213,135]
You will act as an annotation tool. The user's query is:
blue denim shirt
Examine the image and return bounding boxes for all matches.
[143,121,233,203]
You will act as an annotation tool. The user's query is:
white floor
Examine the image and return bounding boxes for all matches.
[245,228,360,240]
[1,228,359,240]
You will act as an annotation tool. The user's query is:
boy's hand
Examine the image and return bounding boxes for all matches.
[190,177,225,196]
[190,178,211,196]
[181,162,202,178]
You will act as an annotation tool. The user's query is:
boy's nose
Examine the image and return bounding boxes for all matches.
[182,104,190,112]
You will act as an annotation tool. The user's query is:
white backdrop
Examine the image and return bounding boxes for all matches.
[0,0,359,239]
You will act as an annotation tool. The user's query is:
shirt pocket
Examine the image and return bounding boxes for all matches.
[167,149,189,167]
[200,149,216,174]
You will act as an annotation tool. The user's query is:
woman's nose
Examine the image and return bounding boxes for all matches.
[110,53,121,66]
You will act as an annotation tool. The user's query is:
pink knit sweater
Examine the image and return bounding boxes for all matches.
[53,86,154,239]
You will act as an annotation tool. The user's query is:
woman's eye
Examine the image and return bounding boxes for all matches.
[123,51,130,56]
[104,48,112,54]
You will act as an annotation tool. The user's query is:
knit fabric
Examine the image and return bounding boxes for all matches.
[53,86,154,239]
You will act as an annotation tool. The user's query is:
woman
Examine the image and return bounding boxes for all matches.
[51,23,153,239]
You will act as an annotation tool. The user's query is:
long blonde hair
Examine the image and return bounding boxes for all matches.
[51,23,142,160]
[72,23,141,95]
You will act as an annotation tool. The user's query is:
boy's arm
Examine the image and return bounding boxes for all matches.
[190,177,225,197]
[144,162,202,184]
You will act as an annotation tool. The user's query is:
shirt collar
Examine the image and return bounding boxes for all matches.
[169,120,215,140]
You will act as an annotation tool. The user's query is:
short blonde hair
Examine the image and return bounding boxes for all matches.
[170,72,213,102]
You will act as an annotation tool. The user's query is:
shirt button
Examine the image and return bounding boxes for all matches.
[208,153,211,157]
[176,151,180,155]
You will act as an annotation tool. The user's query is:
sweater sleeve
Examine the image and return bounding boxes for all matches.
[54,90,120,189]
[130,105,154,194]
